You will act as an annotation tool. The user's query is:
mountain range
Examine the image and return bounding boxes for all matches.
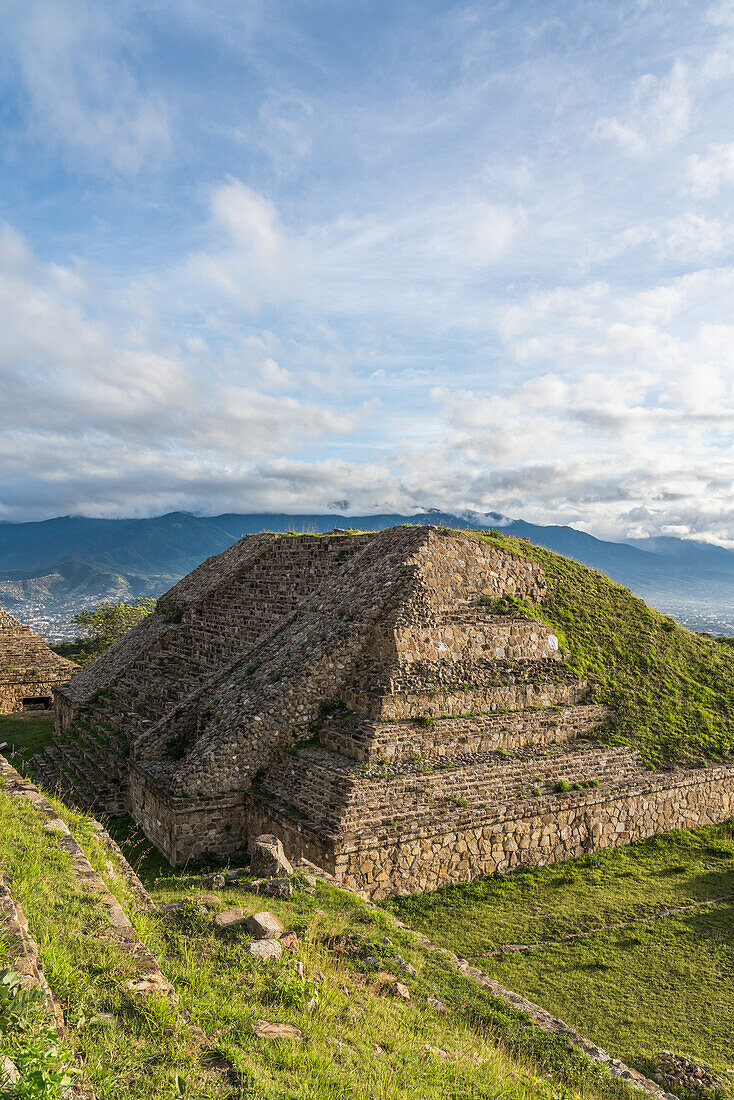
[1,510,734,638]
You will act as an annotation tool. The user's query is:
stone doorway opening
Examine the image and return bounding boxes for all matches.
[22,696,52,711]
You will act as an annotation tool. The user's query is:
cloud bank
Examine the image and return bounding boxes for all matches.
[1,0,734,546]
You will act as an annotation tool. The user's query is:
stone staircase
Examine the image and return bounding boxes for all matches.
[34,532,374,813]
[34,691,130,812]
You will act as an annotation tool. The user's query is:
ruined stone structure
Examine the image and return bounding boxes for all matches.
[37,526,734,898]
[0,607,78,715]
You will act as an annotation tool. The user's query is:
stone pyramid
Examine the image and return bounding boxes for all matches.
[0,606,78,714]
[38,526,734,897]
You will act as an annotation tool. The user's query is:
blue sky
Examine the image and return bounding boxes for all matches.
[2,1,734,542]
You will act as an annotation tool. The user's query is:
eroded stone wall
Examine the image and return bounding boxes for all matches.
[0,606,77,715]
[0,677,62,715]
[128,765,248,864]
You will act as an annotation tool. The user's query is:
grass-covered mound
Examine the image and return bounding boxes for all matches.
[470,530,734,768]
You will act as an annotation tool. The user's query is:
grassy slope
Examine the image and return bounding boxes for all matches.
[0,786,230,1100]
[469,530,734,767]
[482,907,733,1088]
[0,789,638,1100]
[388,824,734,1090]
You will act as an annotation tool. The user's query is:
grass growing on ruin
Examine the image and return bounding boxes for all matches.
[0,710,54,775]
[387,821,734,1092]
[470,529,734,767]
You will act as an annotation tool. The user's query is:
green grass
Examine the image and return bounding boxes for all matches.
[470,529,734,767]
[117,862,635,1100]
[0,711,54,775]
[0,786,229,1099]
[0,781,641,1100]
[386,822,734,1092]
[481,907,734,1088]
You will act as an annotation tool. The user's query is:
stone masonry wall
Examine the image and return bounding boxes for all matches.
[127,764,248,864]
[250,762,734,898]
[393,617,560,667]
[45,532,375,810]
[320,704,611,761]
[259,741,645,834]
[406,533,546,617]
[0,677,64,715]
[125,528,604,867]
[371,677,586,721]
[0,606,76,715]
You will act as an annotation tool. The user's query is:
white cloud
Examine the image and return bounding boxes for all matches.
[186,178,526,323]
[0,221,367,520]
[408,266,734,542]
[188,180,299,311]
[685,142,734,197]
[12,0,171,174]
[5,3,734,545]
[259,358,296,389]
[600,213,732,264]
[707,1,734,28]
[594,60,691,155]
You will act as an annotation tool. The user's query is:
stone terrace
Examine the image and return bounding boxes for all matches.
[38,525,734,897]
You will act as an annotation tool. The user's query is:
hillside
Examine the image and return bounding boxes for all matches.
[0,740,641,1100]
[388,821,734,1094]
[3,511,734,639]
[0,561,168,640]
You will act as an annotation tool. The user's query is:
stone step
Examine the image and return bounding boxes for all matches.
[40,745,128,814]
[319,703,611,762]
[388,656,573,691]
[71,721,111,752]
[35,750,96,809]
[259,740,645,834]
[377,678,586,721]
[48,735,124,795]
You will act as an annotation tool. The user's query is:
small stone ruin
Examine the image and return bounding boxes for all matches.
[0,606,78,715]
[35,526,734,897]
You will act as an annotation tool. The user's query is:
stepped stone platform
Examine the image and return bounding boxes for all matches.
[37,526,734,898]
[0,606,78,715]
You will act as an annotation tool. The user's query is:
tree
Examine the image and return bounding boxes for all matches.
[70,597,157,663]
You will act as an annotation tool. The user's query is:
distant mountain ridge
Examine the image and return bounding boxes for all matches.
[2,510,734,637]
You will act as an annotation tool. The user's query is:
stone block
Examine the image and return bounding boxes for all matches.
[247,911,284,940]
